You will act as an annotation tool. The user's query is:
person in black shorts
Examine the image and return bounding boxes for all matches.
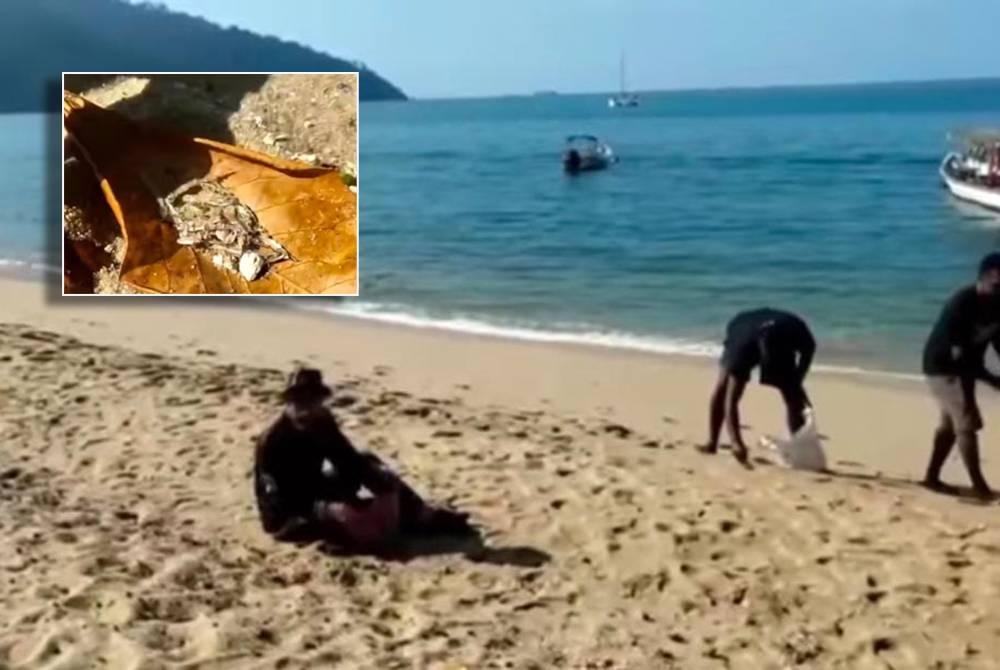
[922,252,1000,498]
[698,308,816,464]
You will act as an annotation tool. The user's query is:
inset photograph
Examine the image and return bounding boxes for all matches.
[62,73,358,295]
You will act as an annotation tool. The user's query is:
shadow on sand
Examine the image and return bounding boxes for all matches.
[278,524,551,568]
[752,451,999,505]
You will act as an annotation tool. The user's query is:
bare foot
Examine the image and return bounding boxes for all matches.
[695,444,717,455]
[920,479,960,495]
[730,445,751,468]
[971,486,997,502]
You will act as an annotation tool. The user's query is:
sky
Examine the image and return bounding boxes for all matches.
[145,0,1000,99]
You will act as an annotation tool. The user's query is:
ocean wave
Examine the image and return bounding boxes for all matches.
[295,300,722,357]
[0,256,59,275]
[292,301,922,382]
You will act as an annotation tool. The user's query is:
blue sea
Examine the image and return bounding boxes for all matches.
[0,113,54,276]
[6,79,1000,373]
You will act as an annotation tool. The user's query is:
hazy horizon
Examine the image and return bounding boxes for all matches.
[413,75,1000,103]
[139,0,1000,99]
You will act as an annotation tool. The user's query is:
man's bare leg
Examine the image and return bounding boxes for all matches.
[922,414,957,493]
[697,371,729,455]
[956,431,993,498]
[724,377,749,465]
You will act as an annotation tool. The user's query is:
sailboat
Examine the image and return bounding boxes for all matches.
[608,53,639,108]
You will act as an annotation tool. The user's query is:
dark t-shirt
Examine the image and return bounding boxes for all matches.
[722,308,815,384]
[253,411,388,534]
[923,286,1000,377]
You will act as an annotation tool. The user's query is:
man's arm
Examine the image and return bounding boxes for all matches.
[317,415,395,496]
[254,470,291,535]
[976,373,1000,392]
[253,429,294,535]
[352,449,395,495]
[724,376,749,462]
[796,327,816,381]
[943,291,976,375]
[980,336,1000,390]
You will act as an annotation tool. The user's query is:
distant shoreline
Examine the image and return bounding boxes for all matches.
[413,75,1000,103]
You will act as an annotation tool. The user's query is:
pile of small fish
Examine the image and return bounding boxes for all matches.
[156,178,292,281]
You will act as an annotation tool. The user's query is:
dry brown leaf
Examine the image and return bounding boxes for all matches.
[62,91,357,294]
[63,150,122,294]
[64,234,108,294]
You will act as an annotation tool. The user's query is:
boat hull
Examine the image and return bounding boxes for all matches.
[563,143,617,173]
[940,154,1000,212]
[608,96,639,108]
[564,157,610,173]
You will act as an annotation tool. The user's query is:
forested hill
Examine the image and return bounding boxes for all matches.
[1,0,406,112]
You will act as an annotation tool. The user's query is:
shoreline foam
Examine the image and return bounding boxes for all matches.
[299,301,925,383]
[10,264,924,382]
[0,256,57,276]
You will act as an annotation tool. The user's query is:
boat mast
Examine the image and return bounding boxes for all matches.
[619,52,626,95]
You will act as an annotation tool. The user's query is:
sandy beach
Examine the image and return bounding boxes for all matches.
[2,276,1000,669]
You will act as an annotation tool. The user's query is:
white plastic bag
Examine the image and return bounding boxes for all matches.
[759,408,827,472]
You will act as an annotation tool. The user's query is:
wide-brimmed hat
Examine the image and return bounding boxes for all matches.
[282,367,332,403]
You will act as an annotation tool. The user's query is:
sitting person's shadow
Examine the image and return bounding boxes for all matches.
[278,522,551,568]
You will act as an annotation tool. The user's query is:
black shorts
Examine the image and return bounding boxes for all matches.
[759,360,797,389]
[720,342,754,383]
[720,343,796,388]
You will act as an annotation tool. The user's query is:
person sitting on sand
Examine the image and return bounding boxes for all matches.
[698,308,816,464]
[922,252,1000,498]
[253,367,471,549]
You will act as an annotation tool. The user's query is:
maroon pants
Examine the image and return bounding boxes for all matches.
[314,461,433,548]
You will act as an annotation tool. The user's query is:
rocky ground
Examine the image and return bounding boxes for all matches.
[64,73,358,173]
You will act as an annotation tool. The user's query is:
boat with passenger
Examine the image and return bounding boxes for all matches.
[940,131,1000,211]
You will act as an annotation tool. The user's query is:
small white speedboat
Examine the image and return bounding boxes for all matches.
[563,135,618,174]
[940,132,1000,212]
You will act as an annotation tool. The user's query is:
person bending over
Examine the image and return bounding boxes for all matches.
[699,308,816,464]
[922,252,1000,498]
[254,368,470,549]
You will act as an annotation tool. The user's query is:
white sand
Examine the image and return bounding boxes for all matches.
[2,277,1000,669]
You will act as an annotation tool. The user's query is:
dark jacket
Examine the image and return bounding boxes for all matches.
[253,410,390,535]
[923,286,1000,377]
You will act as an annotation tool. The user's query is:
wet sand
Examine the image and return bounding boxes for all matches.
[2,277,1000,669]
